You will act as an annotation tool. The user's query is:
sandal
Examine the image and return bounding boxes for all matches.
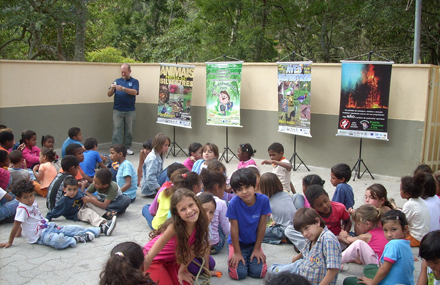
[102,211,117,220]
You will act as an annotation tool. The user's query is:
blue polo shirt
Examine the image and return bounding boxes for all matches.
[113,77,139,112]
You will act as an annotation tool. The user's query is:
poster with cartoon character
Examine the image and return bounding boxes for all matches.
[205,62,242,126]
[277,62,312,137]
[337,61,393,140]
[157,63,195,128]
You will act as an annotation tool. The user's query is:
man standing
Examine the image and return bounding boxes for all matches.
[107,64,139,155]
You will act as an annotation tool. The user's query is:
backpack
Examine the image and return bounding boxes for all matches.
[46,173,71,210]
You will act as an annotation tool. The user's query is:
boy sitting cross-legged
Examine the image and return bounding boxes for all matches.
[110,144,138,203]
[80,137,107,178]
[0,180,100,249]
[83,168,131,218]
[227,168,272,280]
[46,177,116,236]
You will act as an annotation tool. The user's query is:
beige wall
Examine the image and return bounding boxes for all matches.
[0,60,431,122]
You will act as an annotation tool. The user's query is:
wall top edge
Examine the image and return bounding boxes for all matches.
[0,59,435,68]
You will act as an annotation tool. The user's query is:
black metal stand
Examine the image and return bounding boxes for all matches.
[219,127,238,163]
[351,138,374,181]
[289,135,310,171]
[167,126,187,158]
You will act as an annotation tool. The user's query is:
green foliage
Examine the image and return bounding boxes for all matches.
[85,47,138,62]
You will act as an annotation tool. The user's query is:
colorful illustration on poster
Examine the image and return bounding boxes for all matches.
[277,62,312,137]
[337,61,393,140]
[205,62,242,126]
[157,63,195,128]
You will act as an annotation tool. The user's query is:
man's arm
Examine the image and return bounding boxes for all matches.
[107,84,116,97]
[115,85,138,96]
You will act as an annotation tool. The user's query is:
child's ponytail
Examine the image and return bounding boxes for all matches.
[401,172,426,198]
[99,242,156,285]
[352,204,381,226]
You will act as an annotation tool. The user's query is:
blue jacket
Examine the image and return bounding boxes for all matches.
[46,191,84,221]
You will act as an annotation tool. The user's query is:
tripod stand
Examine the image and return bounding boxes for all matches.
[351,138,374,181]
[289,135,310,171]
[166,126,187,158]
[219,127,238,163]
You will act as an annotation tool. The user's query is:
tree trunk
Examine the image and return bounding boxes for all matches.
[73,0,87,61]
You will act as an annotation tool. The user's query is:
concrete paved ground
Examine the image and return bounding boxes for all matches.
[0,143,422,284]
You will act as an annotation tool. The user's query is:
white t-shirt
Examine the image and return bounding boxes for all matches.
[15,201,47,244]
[422,196,440,232]
[402,197,430,241]
[0,187,6,200]
[272,158,292,192]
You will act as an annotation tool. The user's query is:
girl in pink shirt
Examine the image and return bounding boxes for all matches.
[340,204,388,265]
[143,189,211,285]
[236,143,257,169]
[33,148,58,197]
[183,142,202,171]
[20,130,40,169]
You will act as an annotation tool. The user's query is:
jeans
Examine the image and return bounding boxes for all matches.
[37,222,100,249]
[268,258,302,274]
[228,243,267,280]
[211,227,226,254]
[106,194,131,214]
[142,204,155,229]
[112,109,136,149]
[0,199,18,222]
[263,224,287,244]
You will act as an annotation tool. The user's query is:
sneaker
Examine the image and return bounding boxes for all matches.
[126,149,134,155]
[73,232,95,243]
[102,216,117,236]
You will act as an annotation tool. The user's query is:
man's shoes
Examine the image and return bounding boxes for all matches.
[126,149,134,155]
[73,232,95,243]
[101,216,117,236]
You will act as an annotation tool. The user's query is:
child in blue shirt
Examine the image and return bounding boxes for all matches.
[227,168,271,280]
[61,127,83,158]
[110,144,138,203]
[330,163,354,210]
[80,137,107,178]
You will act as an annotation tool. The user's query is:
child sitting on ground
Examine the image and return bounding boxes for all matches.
[151,168,200,230]
[8,150,30,185]
[99,241,156,285]
[61,127,83,158]
[47,155,80,211]
[33,147,58,197]
[206,160,235,202]
[141,133,170,198]
[417,230,440,285]
[0,130,14,153]
[419,172,440,232]
[360,184,394,216]
[41,134,60,170]
[0,186,18,224]
[0,150,11,190]
[344,210,415,285]
[137,138,152,186]
[401,172,431,246]
[99,242,156,285]
[227,168,271,280]
[183,142,203,171]
[64,143,92,183]
[199,168,230,254]
[330,163,354,210]
[20,130,40,169]
[260,172,296,245]
[0,180,100,249]
[292,174,325,210]
[192,143,219,174]
[110,144,137,203]
[80,137,107,178]
[339,204,388,265]
[305,185,352,244]
[142,163,186,229]
[269,207,341,285]
[84,168,131,216]
[237,143,257,169]
[261,142,295,193]
[46,177,116,236]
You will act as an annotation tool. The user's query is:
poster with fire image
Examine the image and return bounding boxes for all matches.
[277,61,312,137]
[337,61,393,140]
[157,63,195,128]
[205,62,242,127]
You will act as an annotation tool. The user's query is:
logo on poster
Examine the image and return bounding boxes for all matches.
[340,119,350,129]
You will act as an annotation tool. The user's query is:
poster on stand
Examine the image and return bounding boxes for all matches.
[157,63,195,128]
[277,62,312,137]
[337,61,393,140]
[205,62,243,127]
